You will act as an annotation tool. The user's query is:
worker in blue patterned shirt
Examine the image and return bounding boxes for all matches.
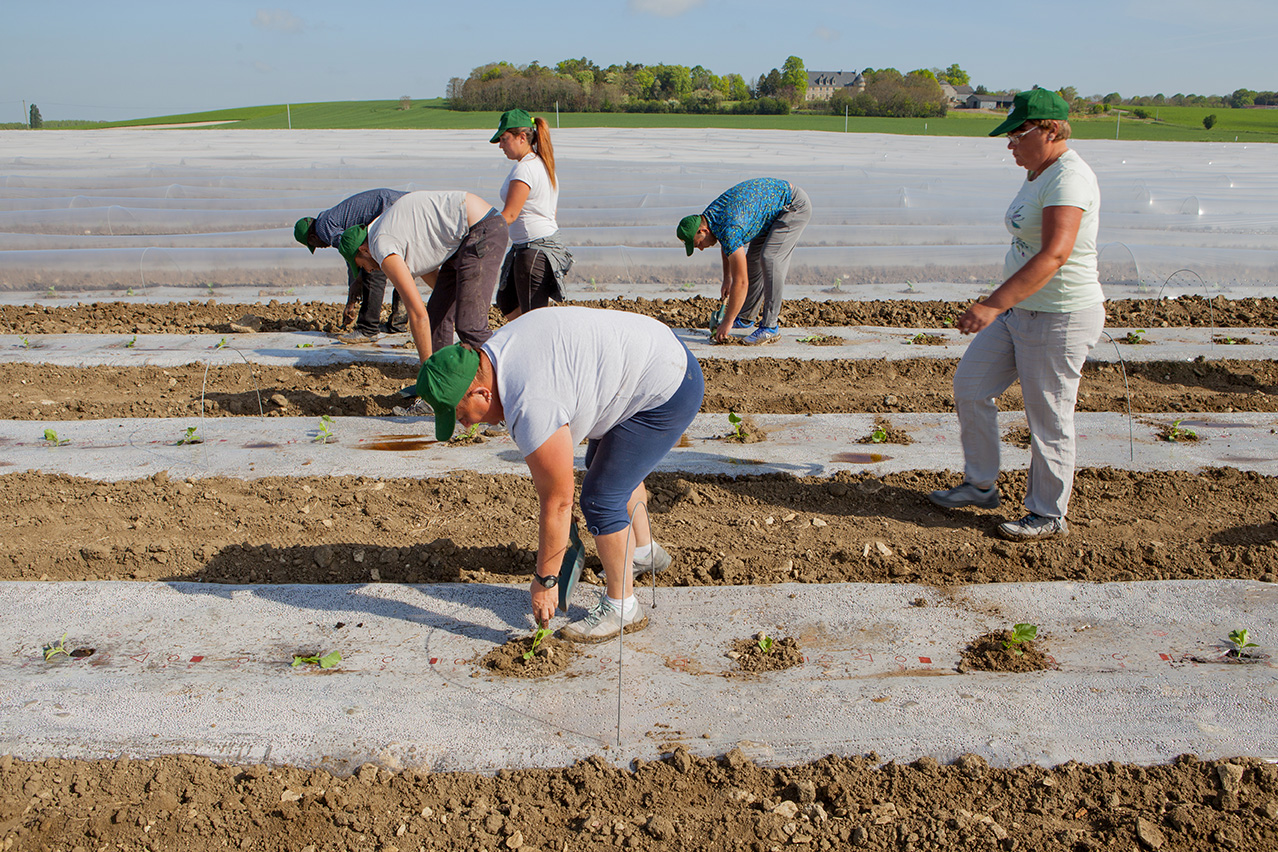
[676,178,812,345]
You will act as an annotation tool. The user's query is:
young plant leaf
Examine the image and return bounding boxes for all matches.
[522,627,552,662]
[757,633,774,653]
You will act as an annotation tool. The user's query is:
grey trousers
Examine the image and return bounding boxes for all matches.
[952,304,1105,519]
[741,185,812,329]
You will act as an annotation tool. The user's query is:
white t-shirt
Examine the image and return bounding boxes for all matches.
[1002,148,1103,313]
[483,307,688,458]
[369,190,469,276]
[500,153,559,244]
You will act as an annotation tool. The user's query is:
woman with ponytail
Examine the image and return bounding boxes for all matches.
[490,109,573,319]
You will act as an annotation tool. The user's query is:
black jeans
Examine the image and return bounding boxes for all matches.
[495,246,554,316]
[427,211,507,352]
[351,269,405,334]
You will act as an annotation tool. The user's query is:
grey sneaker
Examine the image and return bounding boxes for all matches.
[559,596,649,644]
[741,326,780,346]
[392,398,431,417]
[633,541,672,578]
[999,513,1068,541]
[928,482,1000,510]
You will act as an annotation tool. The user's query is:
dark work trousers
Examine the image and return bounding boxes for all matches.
[495,247,554,316]
[351,269,405,335]
[427,211,507,353]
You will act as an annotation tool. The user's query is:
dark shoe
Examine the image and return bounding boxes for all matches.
[928,482,1000,510]
[999,513,1068,540]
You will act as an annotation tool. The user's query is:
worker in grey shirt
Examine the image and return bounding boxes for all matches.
[294,188,407,339]
[338,190,506,364]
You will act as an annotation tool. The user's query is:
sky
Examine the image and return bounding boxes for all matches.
[3,0,1273,122]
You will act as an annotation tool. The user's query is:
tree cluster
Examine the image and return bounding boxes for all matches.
[448,57,798,114]
[825,68,948,118]
[29,104,42,129]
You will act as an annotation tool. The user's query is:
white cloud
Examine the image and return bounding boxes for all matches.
[628,0,705,17]
[251,9,305,34]
[813,25,839,42]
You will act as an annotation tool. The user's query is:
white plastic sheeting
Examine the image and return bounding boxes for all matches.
[1,128,1274,297]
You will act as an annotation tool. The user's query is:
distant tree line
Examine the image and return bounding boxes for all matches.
[448,56,808,114]
[827,68,948,118]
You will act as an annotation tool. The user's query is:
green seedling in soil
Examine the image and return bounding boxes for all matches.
[45,285,56,298]
[205,283,216,296]
[177,425,203,446]
[43,428,69,447]
[313,415,336,444]
[942,316,955,328]
[1122,329,1147,344]
[43,632,72,661]
[296,342,314,349]
[125,335,137,348]
[18,335,30,348]
[126,288,135,296]
[215,337,229,349]
[292,650,342,669]
[905,280,917,292]
[870,426,888,444]
[1161,419,1197,443]
[728,411,744,439]
[679,281,696,292]
[908,333,928,344]
[757,633,775,653]
[797,334,829,344]
[1227,629,1259,658]
[522,627,552,662]
[1002,623,1038,656]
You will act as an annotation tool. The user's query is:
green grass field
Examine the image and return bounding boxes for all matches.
[7,98,1277,142]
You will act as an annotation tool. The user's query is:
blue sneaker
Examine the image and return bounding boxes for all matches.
[732,317,754,329]
[741,326,779,346]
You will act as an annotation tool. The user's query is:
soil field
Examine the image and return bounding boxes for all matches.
[4,295,1278,335]
[4,295,1278,852]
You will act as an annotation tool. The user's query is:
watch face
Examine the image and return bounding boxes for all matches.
[535,574,557,588]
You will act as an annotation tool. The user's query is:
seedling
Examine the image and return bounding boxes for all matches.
[679,281,696,292]
[1161,419,1197,443]
[942,316,955,328]
[18,335,30,348]
[126,288,135,296]
[522,627,552,662]
[313,415,336,444]
[296,342,314,349]
[177,425,203,445]
[870,426,888,444]
[291,650,342,669]
[43,633,72,661]
[205,283,216,296]
[214,337,228,350]
[1122,329,1147,344]
[43,428,69,447]
[1002,623,1038,656]
[757,633,775,654]
[1227,629,1259,658]
[797,334,829,344]
[905,280,917,293]
[125,335,137,348]
[728,411,744,439]
[45,285,56,298]
[908,333,928,345]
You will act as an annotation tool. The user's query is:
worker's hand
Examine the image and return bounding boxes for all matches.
[531,582,557,627]
[956,302,1000,335]
[713,325,731,344]
[341,301,359,327]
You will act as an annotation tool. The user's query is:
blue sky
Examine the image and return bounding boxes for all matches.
[3,0,1273,121]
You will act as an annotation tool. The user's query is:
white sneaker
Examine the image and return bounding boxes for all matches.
[998,513,1068,541]
[633,541,672,577]
[559,596,649,644]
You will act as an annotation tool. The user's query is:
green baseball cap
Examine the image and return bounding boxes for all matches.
[676,215,702,256]
[990,87,1070,137]
[490,108,534,143]
[336,225,368,277]
[293,217,316,253]
[417,345,481,441]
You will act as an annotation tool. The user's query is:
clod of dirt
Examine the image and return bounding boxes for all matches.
[1002,424,1032,449]
[856,418,914,445]
[958,630,1054,673]
[479,634,580,678]
[723,414,766,443]
[728,634,803,673]
[229,314,262,333]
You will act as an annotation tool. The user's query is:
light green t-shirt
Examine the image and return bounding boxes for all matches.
[1002,148,1104,313]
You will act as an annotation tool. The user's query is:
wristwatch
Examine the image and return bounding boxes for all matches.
[532,573,558,589]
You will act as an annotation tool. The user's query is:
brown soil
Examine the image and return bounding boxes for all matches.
[3,750,1275,852]
[478,633,580,678]
[957,629,1055,673]
[2,468,1275,587]
[6,294,1278,336]
[799,333,846,346]
[729,635,805,673]
[907,332,949,346]
[856,418,914,445]
[1003,424,1033,449]
[3,355,1276,420]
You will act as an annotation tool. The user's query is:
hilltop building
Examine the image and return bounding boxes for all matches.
[805,71,865,102]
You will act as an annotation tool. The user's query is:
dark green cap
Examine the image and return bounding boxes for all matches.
[417,345,481,441]
[990,87,1070,136]
[336,225,369,277]
[676,214,702,256]
[294,217,317,253]
[490,108,534,143]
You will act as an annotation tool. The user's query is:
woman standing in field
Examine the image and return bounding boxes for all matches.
[490,109,572,319]
[928,88,1104,541]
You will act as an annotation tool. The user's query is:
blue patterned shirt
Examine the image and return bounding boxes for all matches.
[702,178,794,256]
